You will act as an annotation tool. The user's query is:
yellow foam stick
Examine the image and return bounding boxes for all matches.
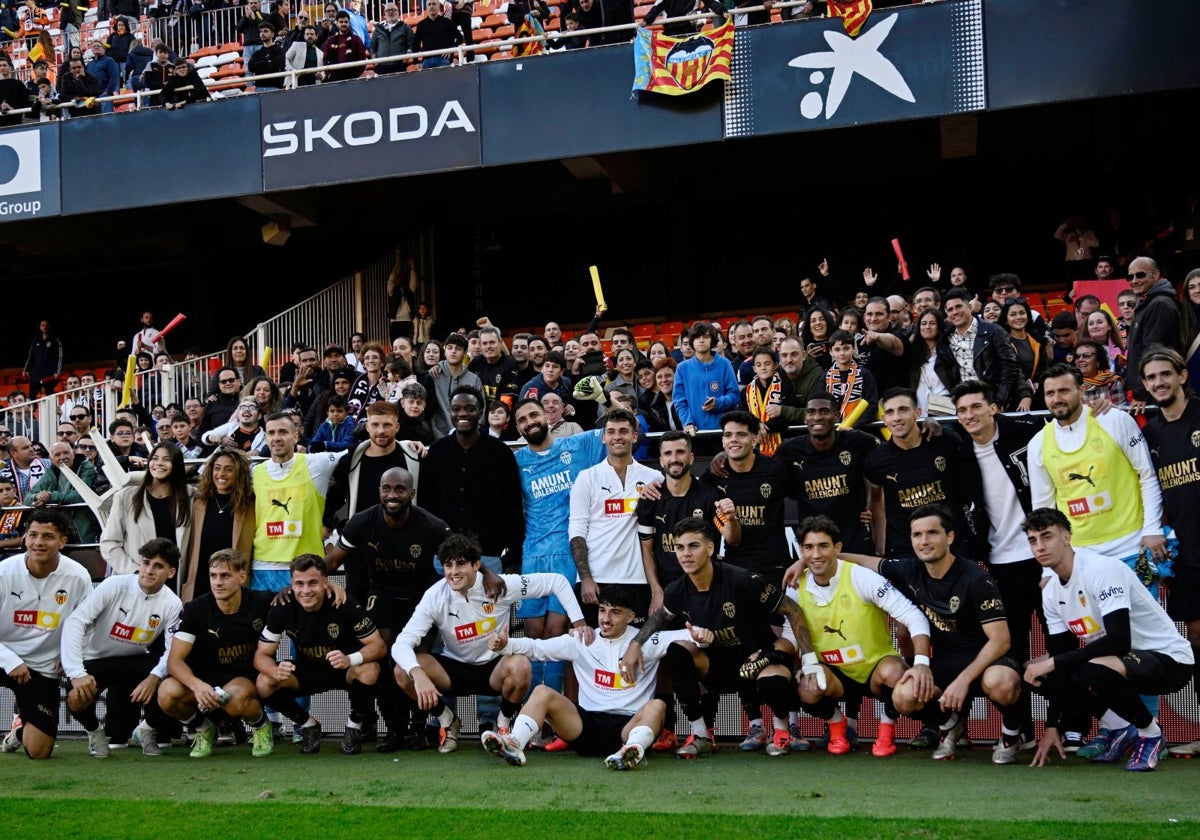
[838,398,870,431]
[119,354,136,408]
[260,346,272,370]
[589,265,607,312]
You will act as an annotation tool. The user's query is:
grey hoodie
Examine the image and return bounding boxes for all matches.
[428,359,483,436]
[1126,277,1181,400]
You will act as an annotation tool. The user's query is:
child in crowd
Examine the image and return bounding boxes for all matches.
[308,394,356,452]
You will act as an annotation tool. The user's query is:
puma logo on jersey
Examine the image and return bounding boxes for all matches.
[824,620,847,641]
[1067,465,1096,487]
[271,497,293,515]
[118,607,129,617]
[208,629,220,637]
[886,473,899,483]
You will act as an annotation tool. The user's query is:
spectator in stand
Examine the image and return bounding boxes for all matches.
[448,0,473,62]
[1049,310,1079,366]
[1054,212,1100,281]
[906,308,955,417]
[1001,299,1048,411]
[1126,255,1182,408]
[0,53,31,127]
[125,35,154,89]
[286,24,324,85]
[209,337,266,396]
[105,17,135,83]
[248,21,287,88]
[672,322,738,438]
[308,394,356,453]
[537,391,582,439]
[566,0,633,45]
[0,436,52,506]
[413,0,460,68]
[416,340,442,376]
[316,1,339,47]
[1075,340,1127,408]
[323,10,367,81]
[162,58,210,108]
[803,305,835,370]
[944,287,1023,411]
[200,366,243,435]
[1086,309,1126,377]
[242,376,283,418]
[100,443,194,575]
[140,43,173,104]
[30,441,99,543]
[21,319,63,399]
[981,300,1002,324]
[238,0,269,64]
[341,0,370,43]
[57,45,83,93]
[371,3,413,74]
[22,58,50,96]
[549,11,585,49]
[86,39,119,112]
[643,0,725,35]
[283,7,309,45]
[59,0,86,49]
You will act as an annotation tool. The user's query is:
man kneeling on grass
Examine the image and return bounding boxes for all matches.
[255,554,387,755]
[481,584,709,769]
[1025,508,1194,772]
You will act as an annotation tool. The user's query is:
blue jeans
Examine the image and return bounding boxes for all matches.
[422,55,450,70]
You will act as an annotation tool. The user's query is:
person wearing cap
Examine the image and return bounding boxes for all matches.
[60,538,183,757]
[248,20,287,88]
[322,10,367,82]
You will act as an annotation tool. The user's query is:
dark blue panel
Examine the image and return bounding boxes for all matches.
[59,96,262,215]
[481,43,722,166]
[986,0,1200,109]
[0,122,60,221]
[724,0,985,139]
[260,70,482,191]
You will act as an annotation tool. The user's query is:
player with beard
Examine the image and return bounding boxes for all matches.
[324,467,449,751]
[511,399,606,697]
[776,393,882,554]
[255,555,388,755]
[835,505,1025,763]
[1139,347,1200,756]
[635,430,738,751]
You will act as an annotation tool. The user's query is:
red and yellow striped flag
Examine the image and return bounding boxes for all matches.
[632,19,733,97]
[828,0,872,36]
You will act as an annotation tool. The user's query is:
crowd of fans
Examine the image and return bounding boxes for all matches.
[3,197,1200,769]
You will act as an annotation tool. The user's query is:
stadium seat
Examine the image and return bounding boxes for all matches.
[659,320,684,335]
[631,324,655,340]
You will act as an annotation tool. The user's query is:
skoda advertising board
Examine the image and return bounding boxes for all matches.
[260,69,482,191]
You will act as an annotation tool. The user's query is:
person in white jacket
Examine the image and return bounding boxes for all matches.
[99,443,194,576]
[391,532,588,754]
[481,583,710,769]
[61,538,181,758]
[285,24,324,87]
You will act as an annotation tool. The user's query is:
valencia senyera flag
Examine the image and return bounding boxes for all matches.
[632,19,733,96]
[828,0,872,36]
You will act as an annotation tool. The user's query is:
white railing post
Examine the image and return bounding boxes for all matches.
[354,272,365,334]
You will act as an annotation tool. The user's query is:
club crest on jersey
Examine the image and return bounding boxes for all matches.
[327,623,340,639]
[482,602,495,615]
[409,544,422,559]
[709,382,719,392]
[839,450,851,466]
[54,589,67,605]
[722,601,736,618]
[949,595,960,613]
[148,613,161,629]
[253,619,264,632]
[1191,431,1200,448]
[560,451,572,465]
[692,508,703,517]
[934,456,946,472]
[759,483,772,499]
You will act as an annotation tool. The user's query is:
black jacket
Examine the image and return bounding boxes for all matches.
[247,42,286,87]
[1126,278,1182,400]
[949,320,1022,410]
[953,414,1044,563]
[162,68,210,104]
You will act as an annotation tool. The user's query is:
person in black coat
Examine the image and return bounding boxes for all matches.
[161,58,210,108]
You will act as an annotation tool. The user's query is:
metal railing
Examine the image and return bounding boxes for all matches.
[7,1,810,112]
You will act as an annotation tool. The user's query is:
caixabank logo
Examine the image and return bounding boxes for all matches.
[0,127,59,221]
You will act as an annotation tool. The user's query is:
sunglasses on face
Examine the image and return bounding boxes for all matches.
[70,414,88,420]
[1127,271,1149,281]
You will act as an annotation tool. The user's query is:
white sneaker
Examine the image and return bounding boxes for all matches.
[604,742,645,770]
[480,729,525,766]
[131,722,164,756]
[1,727,22,753]
[87,728,111,758]
[1168,738,1200,758]
[932,719,965,761]
[991,737,1020,765]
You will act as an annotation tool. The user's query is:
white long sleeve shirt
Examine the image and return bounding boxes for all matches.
[392,572,584,672]
[502,626,698,715]
[781,562,931,644]
[568,459,663,584]
[1028,405,1163,558]
[0,553,92,677]
[60,573,181,680]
